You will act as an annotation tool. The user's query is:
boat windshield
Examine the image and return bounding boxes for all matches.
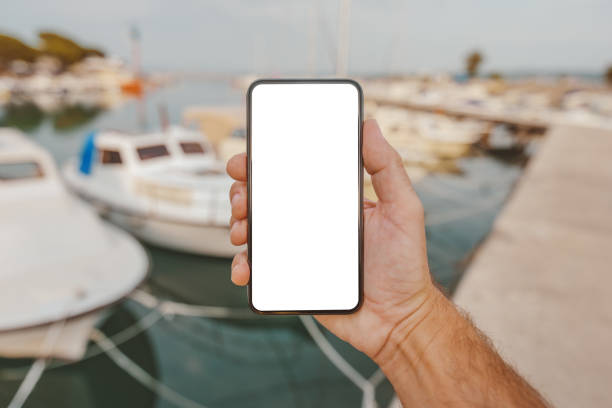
[179,142,206,155]
[137,144,170,161]
[0,161,43,181]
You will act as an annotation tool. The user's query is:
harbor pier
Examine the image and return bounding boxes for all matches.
[454,125,612,407]
[368,95,549,132]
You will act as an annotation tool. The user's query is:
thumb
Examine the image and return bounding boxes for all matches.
[363,119,416,204]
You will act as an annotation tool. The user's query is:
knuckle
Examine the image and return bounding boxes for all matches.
[232,203,245,218]
[410,198,425,220]
[229,182,245,200]
[391,150,403,167]
[230,220,247,245]
[394,154,403,166]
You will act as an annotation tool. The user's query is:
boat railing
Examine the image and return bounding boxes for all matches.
[133,179,193,205]
[132,177,229,226]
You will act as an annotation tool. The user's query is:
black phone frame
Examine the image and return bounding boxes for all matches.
[246,78,364,315]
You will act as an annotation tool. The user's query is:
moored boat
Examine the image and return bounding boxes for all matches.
[63,125,240,257]
[0,128,148,331]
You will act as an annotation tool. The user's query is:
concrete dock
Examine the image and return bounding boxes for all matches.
[454,125,612,407]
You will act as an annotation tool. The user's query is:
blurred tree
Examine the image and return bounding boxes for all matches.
[466,51,484,78]
[0,32,104,71]
[52,105,102,131]
[38,31,104,67]
[0,34,40,70]
[605,65,612,86]
[0,102,44,132]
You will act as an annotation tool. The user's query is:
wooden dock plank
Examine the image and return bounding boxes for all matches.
[454,125,612,407]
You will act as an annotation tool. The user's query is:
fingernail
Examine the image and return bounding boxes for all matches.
[231,192,240,207]
[230,264,239,283]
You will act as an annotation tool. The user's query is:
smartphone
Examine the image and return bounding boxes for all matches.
[247,79,363,314]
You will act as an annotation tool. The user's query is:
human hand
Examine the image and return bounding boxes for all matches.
[227,119,551,406]
[226,119,437,363]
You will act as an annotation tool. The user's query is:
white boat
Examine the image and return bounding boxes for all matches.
[371,103,485,154]
[0,128,148,331]
[63,126,240,257]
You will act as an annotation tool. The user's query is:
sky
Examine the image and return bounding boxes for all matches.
[2,0,611,75]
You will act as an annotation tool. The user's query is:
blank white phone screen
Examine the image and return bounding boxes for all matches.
[249,82,361,312]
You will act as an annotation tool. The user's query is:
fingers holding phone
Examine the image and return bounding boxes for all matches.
[227,157,249,284]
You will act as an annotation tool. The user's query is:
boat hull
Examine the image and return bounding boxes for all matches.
[0,216,148,332]
[102,208,243,258]
[62,159,241,258]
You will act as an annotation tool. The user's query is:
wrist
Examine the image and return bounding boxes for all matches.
[373,285,453,370]
[370,285,550,408]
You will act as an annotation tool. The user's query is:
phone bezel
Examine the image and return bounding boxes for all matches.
[246,78,364,315]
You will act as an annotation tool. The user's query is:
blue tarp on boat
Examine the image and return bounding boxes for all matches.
[79,131,97,175]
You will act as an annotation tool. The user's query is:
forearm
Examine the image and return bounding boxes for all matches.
[375,288,549,407]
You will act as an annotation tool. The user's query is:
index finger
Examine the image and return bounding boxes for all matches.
[226,153,247,181]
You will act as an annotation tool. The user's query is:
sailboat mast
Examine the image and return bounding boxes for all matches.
[130,25,141,77]
[335,0,351,77]
[308,1,319,76]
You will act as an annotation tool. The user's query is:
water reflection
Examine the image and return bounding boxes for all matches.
[0,103,45,132]
[140,244,395,407]
[0,306,158,408]
[0,102,104,133]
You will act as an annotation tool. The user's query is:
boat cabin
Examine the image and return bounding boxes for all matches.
[79,126,219,175]
[0,128,58,189]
